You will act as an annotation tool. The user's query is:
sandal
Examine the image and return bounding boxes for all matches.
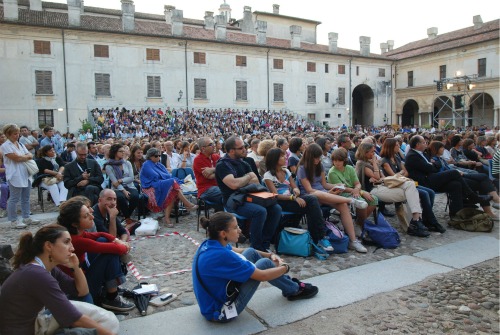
[164,219,174,228]
[185,204,199,212]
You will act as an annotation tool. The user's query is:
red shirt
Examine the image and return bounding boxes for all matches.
[193,153,220,197]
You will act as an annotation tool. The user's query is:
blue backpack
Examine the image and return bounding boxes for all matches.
[361,212,400,249]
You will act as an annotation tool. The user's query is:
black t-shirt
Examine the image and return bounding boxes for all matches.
[215,157,252,202]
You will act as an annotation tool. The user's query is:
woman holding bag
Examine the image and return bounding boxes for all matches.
[0,224,117,335]
[0,124,40,229]
[36,145,68,207]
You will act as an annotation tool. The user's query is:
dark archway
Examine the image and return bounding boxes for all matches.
[351,84,374,127]
[433,95,453,128]
[469,93,494,126]
[402,99,418,127]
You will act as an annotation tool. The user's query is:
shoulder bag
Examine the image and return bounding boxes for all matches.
[277,227,329,260]
[24,159,39,176]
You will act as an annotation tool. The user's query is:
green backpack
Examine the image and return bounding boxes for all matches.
[448,208,494,232]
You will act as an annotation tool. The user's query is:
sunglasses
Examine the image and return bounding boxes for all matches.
[153,155,160,158]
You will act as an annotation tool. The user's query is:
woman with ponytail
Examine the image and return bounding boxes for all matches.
[0,224,116,335]
[192,212,318,322]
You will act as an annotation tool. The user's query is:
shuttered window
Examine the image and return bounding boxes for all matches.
[194,52,206,64]
[34,40,51,55]
[408,71,414,87]
[95,73,111,96]
[236,81,247,101]
[307,85,316,103]
[273,83,283,102]
[439,65,446,80]
[478,58,486,77]
[35,70,53,94]
[194,78,207,99]
[236,55,247,67]
[307,62,316,72]
[94,45,109,58]
[338,64,346,74]
[338,87,346,105]
[147,76,161,97]
[146,48,160,61]
[273,59,283,69]
[379,68,386,77]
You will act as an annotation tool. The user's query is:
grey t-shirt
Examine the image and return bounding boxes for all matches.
[19,135,36,154]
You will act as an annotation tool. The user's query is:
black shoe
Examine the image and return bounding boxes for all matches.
[426,222,446,233]
[291,278,313,288]
[380,208,395,217]
[101,296,135,312]
[288,282,319,301]
[407,219,430,237]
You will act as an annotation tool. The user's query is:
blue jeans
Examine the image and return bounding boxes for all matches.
[7,182,30,222]
[217,248,298,322]
[417,186,439,226]
[84,238,126,301]
[230,202,282,251]
[200,186,224,212]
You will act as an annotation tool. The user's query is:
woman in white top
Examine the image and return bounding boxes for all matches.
[0,124,40,229]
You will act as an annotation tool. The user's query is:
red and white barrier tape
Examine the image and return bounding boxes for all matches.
[127,231,200,280]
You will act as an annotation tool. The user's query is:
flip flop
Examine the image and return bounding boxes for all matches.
[185,205,199,212]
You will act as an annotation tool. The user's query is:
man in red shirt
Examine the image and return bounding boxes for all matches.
[193,137,223,211]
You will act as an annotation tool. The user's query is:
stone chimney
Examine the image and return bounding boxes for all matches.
[215,15,227,41]
[241,6,254,33]
[30,0,42,11]
[256,20,267,45]
[204,11,215,30]
[67,0,82,27]
[387,40,394,51]
[121,0,135,32]
[290,25,302,48]
[380,42,388,54]
[328,32,338,53]
[273,4,280,14]
[427,27,438,40]
[359,36,371,56]
[164,5,175,25]
[171,9,184,36]
[3,0,19,21]
[473,15,483,29]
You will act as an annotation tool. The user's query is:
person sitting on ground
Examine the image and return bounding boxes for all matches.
[193,137,223,212]
[35,145,68,207]
[0,224,117,335]
[104,144,140,229]
[378,139,445,233]
[263,148,333,252]
[140,148,198,228]
[355,142,430,237]
[297,143,368,253]
[63,142,104,205]
[57,197,134,312]
[93,189,131,239]
[193,212,319,322]
[404,135,492,219]
[327,148,378,229]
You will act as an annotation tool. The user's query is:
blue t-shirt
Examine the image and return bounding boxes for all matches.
[192,240,255,321]
[296,165,326,194]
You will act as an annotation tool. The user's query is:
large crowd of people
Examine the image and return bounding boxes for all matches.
[1,107,499,330]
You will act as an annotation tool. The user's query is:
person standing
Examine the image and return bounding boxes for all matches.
[0,124,40,228]
[40,126,63,155]
[19,125,39,156]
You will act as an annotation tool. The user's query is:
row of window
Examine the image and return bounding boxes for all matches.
[33,40,381,75]
[406,60,487,87]
[34,70,346,103]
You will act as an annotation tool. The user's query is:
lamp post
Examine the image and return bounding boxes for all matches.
[346,108,350,127]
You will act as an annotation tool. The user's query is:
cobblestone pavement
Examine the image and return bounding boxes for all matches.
[258,258,499,335]
[0,192,498,322]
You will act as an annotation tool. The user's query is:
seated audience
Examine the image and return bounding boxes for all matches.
[193,137,223,212]
[193,212,318,322]
[35,145,68,207]
[93,189,131,239]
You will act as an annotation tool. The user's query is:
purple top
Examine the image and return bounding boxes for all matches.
[296,165,326,194]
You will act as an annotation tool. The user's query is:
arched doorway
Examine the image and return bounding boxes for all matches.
[351,84,374,127]
[468,93,494,126]
[402,99,418,127]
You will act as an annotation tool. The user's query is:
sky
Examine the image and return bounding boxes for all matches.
[50,0,498,53]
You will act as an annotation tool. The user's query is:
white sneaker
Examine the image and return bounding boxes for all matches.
[351,198,368,209]
[0,209,6,218]
[11,220,27,229]
[23,218,41,225]
[349,239,367,253]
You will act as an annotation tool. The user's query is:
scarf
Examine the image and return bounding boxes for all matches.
[105,159,125,179]
[44,156,59,171]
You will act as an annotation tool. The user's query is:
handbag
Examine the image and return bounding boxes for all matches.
[325,221,349,254]
[448,208,493,232]
[42,177,58,186]
[361,212,401,249]
[180,174,197,192]
[245,191,277,207]
[24,159,39,176]
[382,173,411,189]
[277,227,329,260]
